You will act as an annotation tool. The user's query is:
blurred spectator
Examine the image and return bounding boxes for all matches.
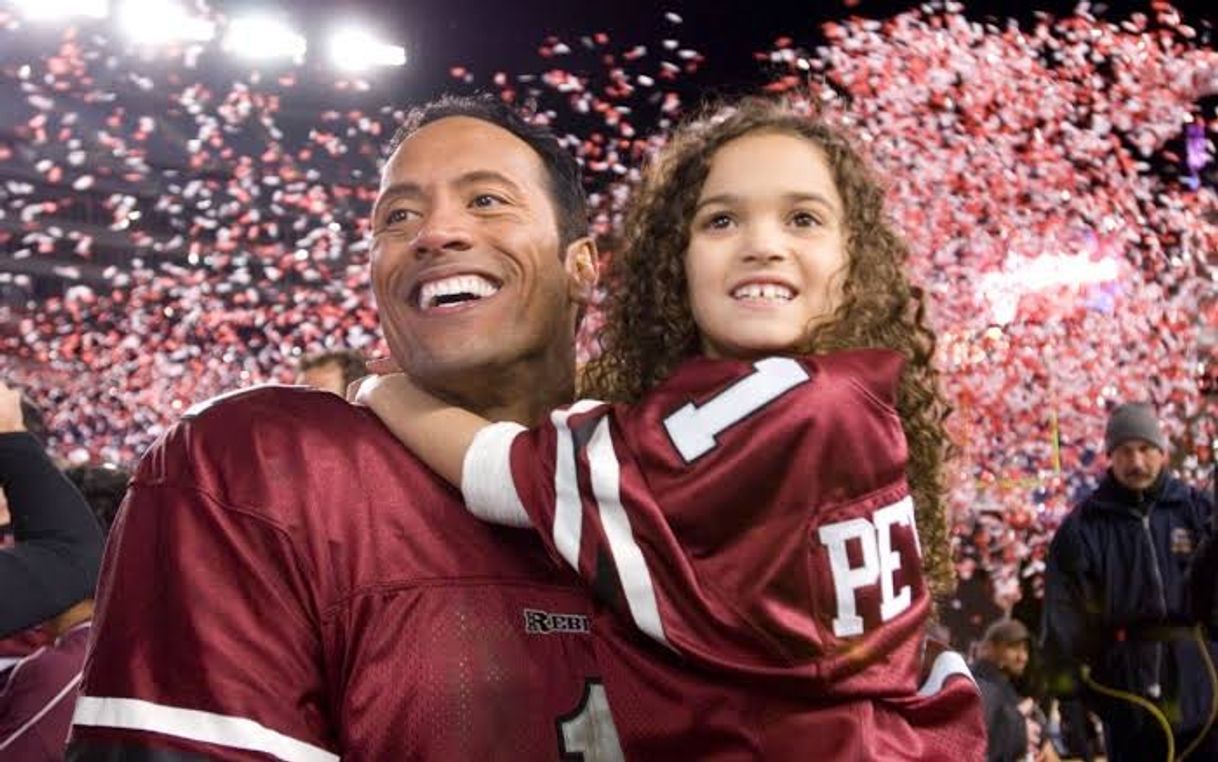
[972,618,1059,762]
[1042,402,1217,760]
[0,382,103,638]
[296,349,369,397]
[0,463,126,759]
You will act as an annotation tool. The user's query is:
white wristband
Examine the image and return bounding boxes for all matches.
[461,422,532,528]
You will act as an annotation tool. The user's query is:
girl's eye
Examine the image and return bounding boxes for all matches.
[791,211,822,227]
[705,213,734,230]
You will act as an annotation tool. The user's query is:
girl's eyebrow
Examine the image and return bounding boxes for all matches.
[694,191,841,215]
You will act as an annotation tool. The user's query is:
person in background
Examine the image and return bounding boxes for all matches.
[0,381,103,639]
[0,464,126,759]
[295,349,368,396]
[972,618,1060,762]
[1042,402,1216,761]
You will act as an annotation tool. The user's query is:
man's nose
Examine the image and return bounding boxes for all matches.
[410,208,473,258]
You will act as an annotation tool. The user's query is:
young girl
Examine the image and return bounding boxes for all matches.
[360,99,980,755]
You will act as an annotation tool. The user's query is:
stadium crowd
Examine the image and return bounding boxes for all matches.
[0,1,1215,757]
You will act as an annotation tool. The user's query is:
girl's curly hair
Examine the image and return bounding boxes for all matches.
[581,98,955,595]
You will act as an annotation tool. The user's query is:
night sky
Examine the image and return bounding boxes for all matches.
[258,0,1216,100]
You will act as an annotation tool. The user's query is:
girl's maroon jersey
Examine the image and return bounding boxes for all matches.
[462,350,984,758]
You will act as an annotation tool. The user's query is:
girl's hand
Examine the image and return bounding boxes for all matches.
[354,372,422,413]
[346,356,402,403]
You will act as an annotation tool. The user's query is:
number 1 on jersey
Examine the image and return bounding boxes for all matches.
[663,357,811,462]
[558,680,625,761]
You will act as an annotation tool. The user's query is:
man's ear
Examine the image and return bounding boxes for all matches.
[564,236,599,304]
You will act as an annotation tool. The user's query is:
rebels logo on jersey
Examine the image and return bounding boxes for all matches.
[524,609,592,635]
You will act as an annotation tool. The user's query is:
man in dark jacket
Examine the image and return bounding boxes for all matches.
[1042,402,1217,761]
[973,619,1059,762]
[0,382,104,639]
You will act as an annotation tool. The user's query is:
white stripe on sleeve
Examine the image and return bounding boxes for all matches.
[586,417,669,647]
[72,696,339,762]
[551,400,604,569]
[461,422,531,527]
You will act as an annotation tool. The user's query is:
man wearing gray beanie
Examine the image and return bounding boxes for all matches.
[1103,402,1170,491]
[1042,402,1216,761]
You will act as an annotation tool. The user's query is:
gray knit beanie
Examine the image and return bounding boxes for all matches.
[1104,402,1168,454]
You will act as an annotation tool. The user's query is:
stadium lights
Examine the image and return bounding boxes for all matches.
[989,252,1120,293]
[328,26,407,71]
[221,14,306,63]
[10,0,108,22]
[981,252,1121,325]
[115,0,214,45]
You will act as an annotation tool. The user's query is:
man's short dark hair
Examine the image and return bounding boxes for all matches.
[387,94,588,248]
[298,349,368,391]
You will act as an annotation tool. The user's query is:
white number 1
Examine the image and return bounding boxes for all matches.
[663,357,810,462]
[558,681,625,761]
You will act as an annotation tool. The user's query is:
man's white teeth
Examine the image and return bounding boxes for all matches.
[418,275,500,310]
[732,283,794,301]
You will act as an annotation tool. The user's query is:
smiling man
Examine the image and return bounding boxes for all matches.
[370,111,594,422]
[1042,402,1216,762]
[66,97,626,761]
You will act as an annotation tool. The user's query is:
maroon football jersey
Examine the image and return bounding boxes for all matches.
[463,350,984,758]
[0,621,90,759]
[67,388,626,761]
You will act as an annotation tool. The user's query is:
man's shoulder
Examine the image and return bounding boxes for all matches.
[184,383,359,429]
[135,384,433,516]
[1047,503,1092,553]
[1071,477,1121,518]
[1160,475,1212,509]
[166,384,388,455]
[125,386,564,585]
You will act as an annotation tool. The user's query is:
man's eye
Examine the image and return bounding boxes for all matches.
[471,194,506,208]
[385,208,415,225]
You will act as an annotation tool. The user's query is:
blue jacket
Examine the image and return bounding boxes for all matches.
[1042,469,1216,740]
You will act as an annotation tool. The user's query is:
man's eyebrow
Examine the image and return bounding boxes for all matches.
[373,171,525,217]
[372,182,424,217]
[694,191,841,215]
[454,170,524,194]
